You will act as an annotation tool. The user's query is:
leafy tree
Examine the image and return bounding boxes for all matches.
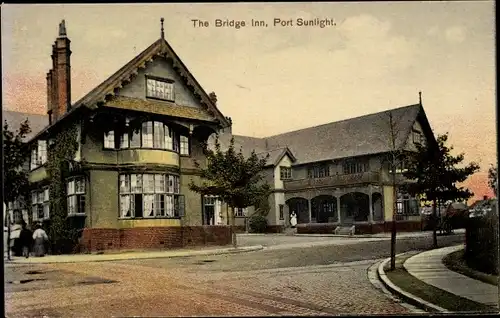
[189,136,270,247]
[488,165,497,195]
[3,119,32,260]
[404,133,479,248]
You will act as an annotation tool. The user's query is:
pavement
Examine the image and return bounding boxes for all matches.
[378,244,499,312]
[404,245,498,307]
[5,244,264,265]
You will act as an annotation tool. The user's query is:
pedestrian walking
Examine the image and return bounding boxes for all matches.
[19,221,33,258]
[32,223,49,257]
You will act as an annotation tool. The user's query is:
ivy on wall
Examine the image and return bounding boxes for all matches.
[45,123,80,254]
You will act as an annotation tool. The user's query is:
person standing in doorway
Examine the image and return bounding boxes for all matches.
[19,221,33,258]
[32,223,49,257]
[290,211,297,228]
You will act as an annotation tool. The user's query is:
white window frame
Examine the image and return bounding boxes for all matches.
[396,192,420,216]
[104,130,115,149]
[30,140,48,170]
[67,177,86,216]
[280,166,292,180]
[146,77,175,101]
[119,173,182,219]
[235,207,246,217]
[180,135,190,156]
[112,121,181,152]
[31,188,50,221]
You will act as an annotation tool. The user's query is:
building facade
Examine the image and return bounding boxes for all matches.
[213,102,436,234]
[4,20,438,249]
[6,20,236,251]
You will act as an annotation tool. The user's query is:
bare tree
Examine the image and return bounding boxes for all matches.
[385,111,406,270]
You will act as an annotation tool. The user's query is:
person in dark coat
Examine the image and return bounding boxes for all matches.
[19,221,33,258]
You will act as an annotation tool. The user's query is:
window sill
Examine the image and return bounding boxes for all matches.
[67,213,86,218]
[30,164,47,172]
[146,96,176,103]
[102,147,180,154]
[118,217,181,220]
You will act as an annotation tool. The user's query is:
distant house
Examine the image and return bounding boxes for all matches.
[212,102,438,234]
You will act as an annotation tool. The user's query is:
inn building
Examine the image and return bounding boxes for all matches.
[4,20,437,251]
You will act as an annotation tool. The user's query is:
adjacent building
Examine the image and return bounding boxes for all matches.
[212,101,437,234]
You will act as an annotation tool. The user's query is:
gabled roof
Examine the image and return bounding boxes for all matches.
[256,147,297,167]
[2,110,49,140]
[229,103,430,165]
[42,35,231,135]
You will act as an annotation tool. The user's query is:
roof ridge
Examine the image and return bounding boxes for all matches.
[263,103,420,139]
[254,146,287,155]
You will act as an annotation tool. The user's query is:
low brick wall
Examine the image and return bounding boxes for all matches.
[296,223,338,234]
[80,226,232,253]
[296,221,423,235]
[232,225,284,233]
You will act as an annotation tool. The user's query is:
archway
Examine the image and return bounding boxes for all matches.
[286,197,309,224]
[311,195,337,223]
[372,192,384,221]
[340,192,370,224]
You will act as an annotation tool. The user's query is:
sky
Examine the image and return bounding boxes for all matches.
[1,2,496,202]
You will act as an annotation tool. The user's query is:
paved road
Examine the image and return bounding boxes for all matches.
[5,233,465,317]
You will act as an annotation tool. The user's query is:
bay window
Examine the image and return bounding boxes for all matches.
[67,177,86,215]
[119,173,184,219]
[103,121,188,154]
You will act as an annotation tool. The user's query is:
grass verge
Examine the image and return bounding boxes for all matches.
[442,250,498,286]
[384,252,496,312]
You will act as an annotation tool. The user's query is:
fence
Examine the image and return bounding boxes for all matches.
[465,213,499,275]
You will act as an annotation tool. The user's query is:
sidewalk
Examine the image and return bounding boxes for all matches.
[4,244,263,265]
[296,229,465,239]
[404,245,498,307]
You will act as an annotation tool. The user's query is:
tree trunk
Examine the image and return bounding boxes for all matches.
[432,198,438,248]
[6,208,11,261]
[390,182,397,270]
[231,206,237,248]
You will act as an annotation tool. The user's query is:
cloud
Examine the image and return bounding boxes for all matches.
[427,26,438,36]
[445,26,466,43]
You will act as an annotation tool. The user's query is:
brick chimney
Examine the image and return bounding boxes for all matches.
[49,20,72,122]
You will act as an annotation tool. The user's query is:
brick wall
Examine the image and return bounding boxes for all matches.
[81,226,232,253]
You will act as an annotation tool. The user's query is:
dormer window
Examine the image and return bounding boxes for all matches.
[146,76,174,102]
